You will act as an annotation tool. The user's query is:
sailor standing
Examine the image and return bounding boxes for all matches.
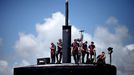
[50,42,56,64]
[88,41,96,63]
[56,39,63,63]
[71,39,79,64]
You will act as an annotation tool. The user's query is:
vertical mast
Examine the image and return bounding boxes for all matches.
[62,0,71,63]
[65,0,68,26]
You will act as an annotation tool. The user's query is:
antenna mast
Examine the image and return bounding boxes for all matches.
[65,0,69,26]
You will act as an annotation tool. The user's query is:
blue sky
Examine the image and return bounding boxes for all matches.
[0,0,134,75]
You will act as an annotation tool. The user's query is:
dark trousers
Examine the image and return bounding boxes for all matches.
[51,55,55,64]
[56,51,62,63]
[82,51,85,63]
[72,51,79,64]
[82,51,89,63]
[86,52,89,61]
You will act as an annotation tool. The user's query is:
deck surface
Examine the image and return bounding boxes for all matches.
[14,63,116,75]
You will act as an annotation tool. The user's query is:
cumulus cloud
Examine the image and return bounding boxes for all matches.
[14,12,133,75]
[94,19,128,58]
[94,17,134,75]
[15,32,38,58]
[15,12,64,61]
[14,12,91,64]
[0,60,8,75]
[126,44,134,51]
[106,16,118,25]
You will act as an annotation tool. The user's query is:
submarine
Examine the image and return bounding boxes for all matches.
[14,0,117,75]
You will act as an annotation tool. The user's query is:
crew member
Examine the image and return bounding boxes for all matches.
[71,39,79,64]
[81,41,88,63]
[97,52,106,64]
[50,42,56,64]
[88,41,96,62]
[56,39,62,63]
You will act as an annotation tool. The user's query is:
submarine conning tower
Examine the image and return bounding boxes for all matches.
[62,0,71,63]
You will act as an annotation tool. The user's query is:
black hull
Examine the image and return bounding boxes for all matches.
[14,64,116,75]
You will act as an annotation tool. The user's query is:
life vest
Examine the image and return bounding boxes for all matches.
[89,45,95,55]
[50,45,56,56]
[72,42,79,52]
[57,42,62,52]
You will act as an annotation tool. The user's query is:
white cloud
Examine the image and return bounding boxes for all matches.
[94,17,134,75]
[14,12,64,60]
[36,12,64,41]
[106,16,118,25]
[126,44,134,51]
[0,60,8,75]
[15,32,38,58]
[0,60,8,71]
